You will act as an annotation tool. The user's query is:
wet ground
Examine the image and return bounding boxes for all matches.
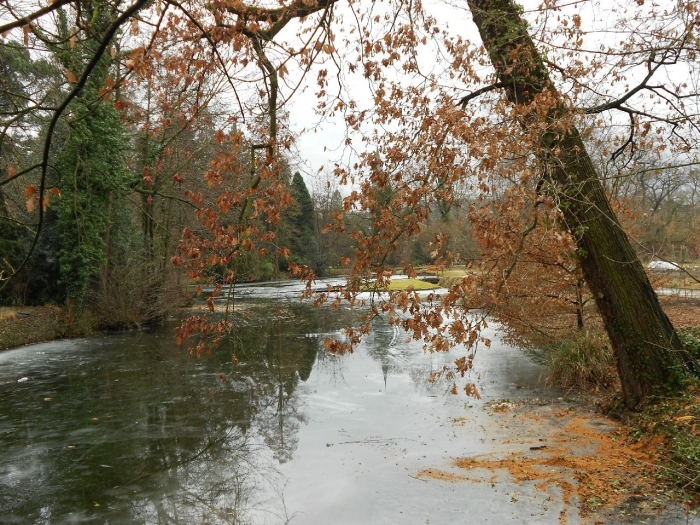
[0,280,695,524]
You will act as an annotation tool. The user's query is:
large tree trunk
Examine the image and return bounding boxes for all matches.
[467,0,698,407]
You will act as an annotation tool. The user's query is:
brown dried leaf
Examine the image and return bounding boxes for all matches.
[64,69,77,83]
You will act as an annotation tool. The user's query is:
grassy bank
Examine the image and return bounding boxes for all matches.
[0,306,66,351]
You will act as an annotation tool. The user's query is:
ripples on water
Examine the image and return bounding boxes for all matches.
[0,280,551,524]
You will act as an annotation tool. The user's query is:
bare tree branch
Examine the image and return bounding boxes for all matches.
[0,0,74,35]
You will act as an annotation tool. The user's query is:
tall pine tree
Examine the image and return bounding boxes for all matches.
[287,172,321,273]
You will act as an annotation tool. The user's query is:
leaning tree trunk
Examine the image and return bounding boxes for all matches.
[466,0,698,407]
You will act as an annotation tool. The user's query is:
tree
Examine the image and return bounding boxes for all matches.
[48,2,130,316]
[285,171,320,271]
[0,0,218,320]
[312,176,353,269]
[462,0,698,406]
[616,162,700,260]
[0,42,57,304]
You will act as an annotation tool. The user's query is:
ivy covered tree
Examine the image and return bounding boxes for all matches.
[50,2,129,316]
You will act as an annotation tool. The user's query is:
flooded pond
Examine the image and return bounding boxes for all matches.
[0,280,555,524]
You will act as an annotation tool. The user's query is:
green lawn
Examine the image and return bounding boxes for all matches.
[362,278,440,291]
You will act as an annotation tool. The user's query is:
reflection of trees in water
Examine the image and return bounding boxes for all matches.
[129,426,283,525]
[224,302,324,464]
[314,346,347,386]
[364,315,467,394]
[241,300,359,393]
[0,301,353,524]
[365,316,405,389]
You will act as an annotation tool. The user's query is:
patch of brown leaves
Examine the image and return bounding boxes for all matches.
[421,406,667,523]
[660,295,700,329]
[416,468,467,482]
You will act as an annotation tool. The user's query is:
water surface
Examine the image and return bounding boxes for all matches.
[0,284,554,524]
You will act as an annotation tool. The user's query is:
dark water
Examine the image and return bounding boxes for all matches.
[0,287,553,524]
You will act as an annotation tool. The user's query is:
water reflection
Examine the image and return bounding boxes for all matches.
[0,302,354,524]
[0,290,552,524]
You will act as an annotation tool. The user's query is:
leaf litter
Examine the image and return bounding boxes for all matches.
[417,401,674,524]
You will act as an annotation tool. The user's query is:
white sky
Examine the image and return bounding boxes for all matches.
[280,0,695,192]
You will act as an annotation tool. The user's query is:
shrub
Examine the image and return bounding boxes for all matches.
[258,261,275,281]
[527,328,616,390]
[678,327,700,359]
[629,384,700,493]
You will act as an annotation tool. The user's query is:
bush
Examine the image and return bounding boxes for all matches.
[90,257,190,330]
[678,327,700,359]
[629,384,700,493]
[258,261,275,281]
[624,326,700,494]
[527,328,616,390]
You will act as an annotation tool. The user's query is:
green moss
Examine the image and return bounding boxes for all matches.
[361,278,439,292]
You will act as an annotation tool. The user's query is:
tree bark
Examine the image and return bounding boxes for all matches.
[466,0,698,407]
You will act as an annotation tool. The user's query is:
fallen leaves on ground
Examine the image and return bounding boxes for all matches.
[418,404,668,524]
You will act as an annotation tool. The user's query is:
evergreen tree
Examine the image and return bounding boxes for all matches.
[0,42,56,304]
[287,172,321,272]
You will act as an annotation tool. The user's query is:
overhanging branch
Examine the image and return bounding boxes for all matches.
[457,82,507,108]
[0,0,74,35]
